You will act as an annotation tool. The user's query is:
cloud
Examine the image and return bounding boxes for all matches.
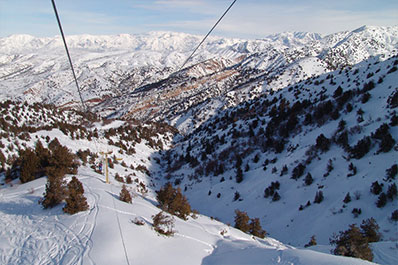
[148,1,398,38]
[1,0,397,38]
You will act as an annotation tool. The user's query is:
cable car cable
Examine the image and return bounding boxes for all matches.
[51,0,87,112]
[177,0,238,73]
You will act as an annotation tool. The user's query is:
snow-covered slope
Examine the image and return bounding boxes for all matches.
[1,26,397,133]
[0,102,385,265]
[0,167,380,265]
[161,54,398,252]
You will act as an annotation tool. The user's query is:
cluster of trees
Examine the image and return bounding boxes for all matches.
[63,177,89,214]
[234,210,267,238]
[330,218,381,261]
[156,183,192,220]
[9,139,79,184]
[264,181,281,201]
[34,139,88,213]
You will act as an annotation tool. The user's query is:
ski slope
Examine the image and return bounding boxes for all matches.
[0,166,385,265]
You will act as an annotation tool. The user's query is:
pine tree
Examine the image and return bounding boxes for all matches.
[119,184,132,203]
[19,148,40,183]
[360,218,381,243]
[347,162,357,177]
[40,167,67,209]
[35,140,50,169]
[314,190,324,204]
[236,167,243,183]
[376,192,387,208]
[272,191,281,201]
[156,183,191,220]
[343,193,351,204]
[169,188,191,220]
[0,149,6,169]
[304,235,317,248]
[391,210,398,221]
[233,191,241,201]
[304,173,313,186]
[249,218,266,238]
[316,134,330,152]
[63,176,89,214]
[370,181,383,195]
[330,224,373,261]
[234,210,250,233]
[387,183,397,201]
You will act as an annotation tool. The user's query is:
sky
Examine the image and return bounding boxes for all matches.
[0,0,397,39]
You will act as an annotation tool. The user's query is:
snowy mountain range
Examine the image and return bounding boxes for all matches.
[0,25,398,264]
[1,25,397,132]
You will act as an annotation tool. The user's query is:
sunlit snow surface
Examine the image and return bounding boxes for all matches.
[0,167,386,264]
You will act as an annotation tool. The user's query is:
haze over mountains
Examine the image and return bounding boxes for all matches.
[0,25,397,264]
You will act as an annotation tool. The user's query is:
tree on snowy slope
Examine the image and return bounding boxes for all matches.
[152,211,175,236]
[40,166,67,209]
[234,210,250,233]
[19,148,40,183]
[156,183,191,220]
[360,218,381,243]
[249,218,267,238]
[47,138,79,176]
[0,150,5,170]
[63,176,89,214]
[119,184,132,204]
[234,210,267,238]
[330,218,381,262]
[40,139,79,209]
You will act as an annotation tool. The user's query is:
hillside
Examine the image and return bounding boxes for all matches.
[0,25,398,264]
[161,54,398,248]
[0,101,387,265]
[1,26,397,133]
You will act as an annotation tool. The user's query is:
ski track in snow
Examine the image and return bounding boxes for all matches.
[0,178,101,265]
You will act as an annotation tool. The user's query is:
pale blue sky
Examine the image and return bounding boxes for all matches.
[1,0,397,39]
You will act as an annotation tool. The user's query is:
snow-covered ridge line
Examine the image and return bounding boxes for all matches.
[0,25,397,132]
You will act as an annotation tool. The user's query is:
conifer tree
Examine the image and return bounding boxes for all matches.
[330,224,373,261]
[0,150,6,170]
[63,176,89,214]
[119,184,132,204]
[35,140,50,169]
[304,235,317,248]
[343,193,351,204]
[376,192,387,208]
[40,167,67,209]
[236,167,243,183]
[19,148,40,183]
[387,183,397,201]
[234,209,250,233]
[249,218,266,238]
[304,173,313,186]
[156,183,191,220]
[314,190,324,204]
[360,218,381,243]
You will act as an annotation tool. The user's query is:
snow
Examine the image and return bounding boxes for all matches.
[0,166,384,265]
[1,26,398,264]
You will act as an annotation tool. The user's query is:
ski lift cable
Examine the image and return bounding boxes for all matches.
[51,0,87,112]
[176,0,238,73]
[51,3,130,265]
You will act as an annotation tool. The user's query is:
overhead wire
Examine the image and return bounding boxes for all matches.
[50,2,131,265]
[176,0,238,73]
[51,0,87,112]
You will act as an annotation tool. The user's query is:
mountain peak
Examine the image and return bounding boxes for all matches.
[352,25,368,33]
